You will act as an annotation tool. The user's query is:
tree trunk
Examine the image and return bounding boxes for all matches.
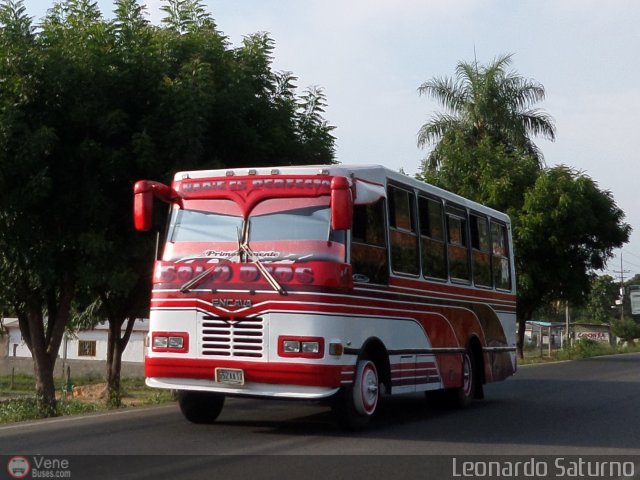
[18,309,58,416]
[106,316,136,408]
[107,358,122,408]
[106,321,123,408]
[32,342,57,417]
[516,310,533,360]
[17,273,75,417]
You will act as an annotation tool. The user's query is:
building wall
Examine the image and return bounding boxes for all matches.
[3,318,148,363]
[7,328,30,358]
[61,331,146,363]
[0,332,7,358]
[0,357,144,379]
[573,323,612,344]
[1,318,148,379]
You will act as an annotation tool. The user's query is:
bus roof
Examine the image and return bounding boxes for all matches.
[173,164,511,223]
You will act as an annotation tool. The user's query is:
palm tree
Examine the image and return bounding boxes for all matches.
[417,53,556,170]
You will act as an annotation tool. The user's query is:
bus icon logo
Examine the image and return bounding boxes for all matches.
[7,456,30,479]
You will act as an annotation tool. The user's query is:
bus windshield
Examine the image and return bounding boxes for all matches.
[163,197,345,262]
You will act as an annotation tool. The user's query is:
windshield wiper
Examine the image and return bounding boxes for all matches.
[179,221,286,295]
[179,226,244,293]
[239,242,286,295]
[179,264,220,293]
[239,221,286,295]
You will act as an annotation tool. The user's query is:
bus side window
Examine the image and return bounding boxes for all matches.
[446,206,470,283]
[388,186,419,276]
[351,199,389,284]
[470,214,492,287]
[418,196,447,280]
[491,221,512,290]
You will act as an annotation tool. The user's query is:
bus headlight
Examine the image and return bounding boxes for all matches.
[279,336,324,358]
[152,332,189,353]
[301,341,320,354]
[153,336,169,349]
[283,340,301,353]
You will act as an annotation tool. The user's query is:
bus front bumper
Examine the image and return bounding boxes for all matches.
[145,357,352,399]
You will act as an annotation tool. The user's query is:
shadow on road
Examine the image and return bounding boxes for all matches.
[214,364,640,452]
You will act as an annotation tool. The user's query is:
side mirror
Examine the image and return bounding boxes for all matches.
[134,181,154,231]
[330,176,353,230]
[133,180,178,231]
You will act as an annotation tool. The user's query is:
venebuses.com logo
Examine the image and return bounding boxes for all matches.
[6,455,72,478]
[7,456,30,479]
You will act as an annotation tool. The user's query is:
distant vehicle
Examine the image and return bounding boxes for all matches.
[133,164,517,428]
[630,285,640,315]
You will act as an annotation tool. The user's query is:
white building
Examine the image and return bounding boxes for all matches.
[2,318,148,363]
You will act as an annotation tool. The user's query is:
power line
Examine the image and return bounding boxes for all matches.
[622,258,640,271]
[623,249,640,262]
[606,249,640,277]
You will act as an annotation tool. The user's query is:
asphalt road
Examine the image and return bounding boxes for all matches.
[2,353,640,479]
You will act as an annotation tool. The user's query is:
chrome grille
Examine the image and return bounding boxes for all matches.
[201,316,264,358]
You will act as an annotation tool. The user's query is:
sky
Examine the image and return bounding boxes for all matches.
[25,0,640,280]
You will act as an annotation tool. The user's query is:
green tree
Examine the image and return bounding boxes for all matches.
[0,0,94,415]
[417,56,630,357]
[514,166,630,351]
[581,275,618,324]
[417,53,555,171]
[160,0,213,33]
[0,0,336,412]
[611,318,640,346]
[418,133,540,216]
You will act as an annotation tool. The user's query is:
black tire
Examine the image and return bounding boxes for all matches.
[453,350,476,407]
[177,390,225,424]
[427,348,482,409]
[332,359,380,430]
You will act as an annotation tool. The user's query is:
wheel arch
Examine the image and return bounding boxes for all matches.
[467,334,485,398]
[359,337,391,395]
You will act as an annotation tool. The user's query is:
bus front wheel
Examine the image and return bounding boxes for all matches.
[177,390,225,424]
[332,359,380,430]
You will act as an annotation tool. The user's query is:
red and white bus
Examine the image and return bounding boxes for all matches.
[133,164,516,428]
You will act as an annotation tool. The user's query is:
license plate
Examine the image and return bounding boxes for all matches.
[215,368,244,385]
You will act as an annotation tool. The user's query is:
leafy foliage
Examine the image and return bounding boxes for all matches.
[418,53,555,170]
[417,55,630,356]
[0,0,335,411]
[572,338,612,359]
[611,318,640,345]
[515,166,630,312]
[580,275,619,324]
[418,133,540,215]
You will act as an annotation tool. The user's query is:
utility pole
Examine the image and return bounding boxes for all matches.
[612,251,630,322]
[621,254,625,322]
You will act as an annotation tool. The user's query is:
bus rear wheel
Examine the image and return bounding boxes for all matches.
[457,351,475,406]
[426,347,482,409]
[448,348,481,408]
[332,359,380,430]
[177,391,225,424]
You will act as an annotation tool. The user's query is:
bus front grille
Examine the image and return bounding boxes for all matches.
[200,316,264,358]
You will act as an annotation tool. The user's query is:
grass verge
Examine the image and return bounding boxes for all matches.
[0,376,174,424]
[3,343,639,423]
[520,339,640,365]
